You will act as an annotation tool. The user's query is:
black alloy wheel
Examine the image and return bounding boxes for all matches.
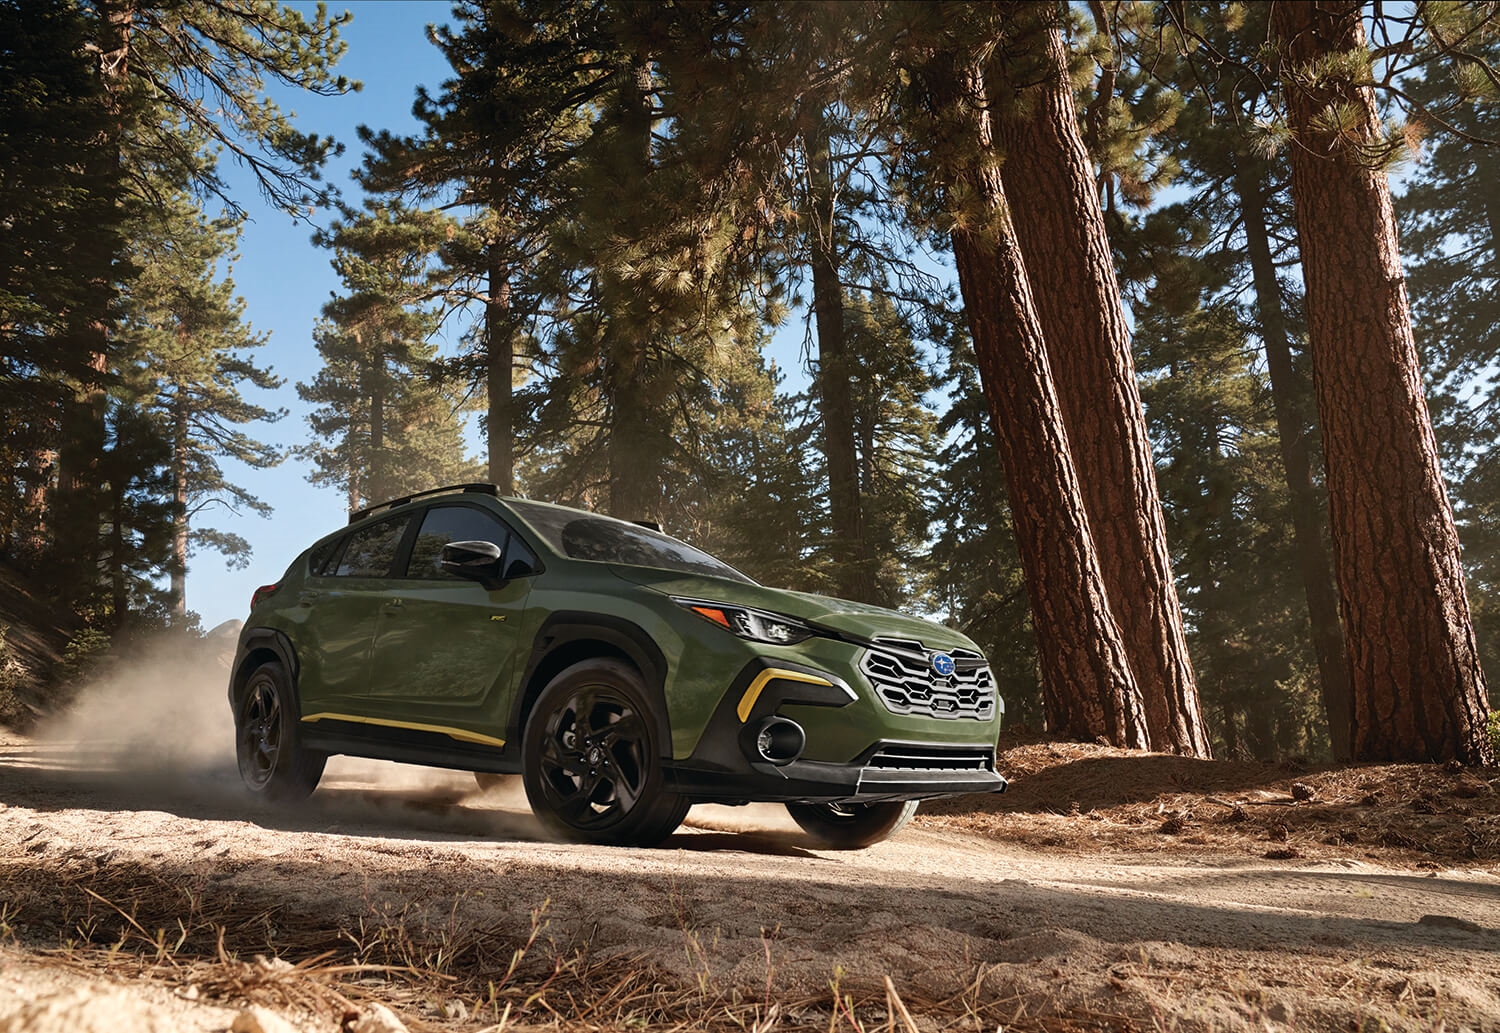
[234,660,325,801]
[522,659,688,846]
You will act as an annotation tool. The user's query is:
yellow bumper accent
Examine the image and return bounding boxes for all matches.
[301,712,506,749]
[735,669,835,723]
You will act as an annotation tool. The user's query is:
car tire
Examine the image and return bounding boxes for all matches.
[785,799,918,849]
[235,660,326,801]
[522,658,687,847]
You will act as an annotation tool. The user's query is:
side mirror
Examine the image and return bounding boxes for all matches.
[440,540,504,585]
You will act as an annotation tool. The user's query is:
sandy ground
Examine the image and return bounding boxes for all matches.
[0,651,1497,1032]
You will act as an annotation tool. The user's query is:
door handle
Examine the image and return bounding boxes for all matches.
[298,590,319,607]
[383,598,404,612]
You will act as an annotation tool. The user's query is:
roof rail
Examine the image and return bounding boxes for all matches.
[348,483,498,525]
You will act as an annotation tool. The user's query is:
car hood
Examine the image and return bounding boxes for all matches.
[610,566,981,653]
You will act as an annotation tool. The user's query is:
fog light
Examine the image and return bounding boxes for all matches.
[751,716,804,766]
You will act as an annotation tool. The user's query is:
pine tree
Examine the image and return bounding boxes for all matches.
[0,0,123,565]
[355,0,588,495]
[299,204,479,511]
[1135,3,1353,757]
[928,327,1042,728]
[895,15,1148,747]
[120,194,284,618]
[1270,1,1492,764]
[1398,28,1500,696]
[991,4,1208,756]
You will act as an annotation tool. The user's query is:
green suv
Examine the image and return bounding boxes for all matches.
[229,484,1006,848]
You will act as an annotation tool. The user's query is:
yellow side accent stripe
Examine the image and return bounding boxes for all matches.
[736,669,835,723]
[301,712,506,749]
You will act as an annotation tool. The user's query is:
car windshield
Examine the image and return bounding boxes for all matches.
[507,501,755,584]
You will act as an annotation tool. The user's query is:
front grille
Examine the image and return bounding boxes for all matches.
[859,639,996,721]
[866,744,995,771]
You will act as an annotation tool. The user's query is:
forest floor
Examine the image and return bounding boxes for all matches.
[0,653,1497,1033]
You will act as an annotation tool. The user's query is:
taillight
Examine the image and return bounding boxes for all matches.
[251,582,281,609]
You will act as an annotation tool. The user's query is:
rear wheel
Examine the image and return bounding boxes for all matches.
[235,661,325,801]
[786,800,918,849]
[522,659,686,847]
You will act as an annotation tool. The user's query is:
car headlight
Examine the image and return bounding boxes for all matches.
[672,598,817,645]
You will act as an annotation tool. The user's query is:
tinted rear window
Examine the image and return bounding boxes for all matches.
[507,501,753,583]
[333,516,410,578]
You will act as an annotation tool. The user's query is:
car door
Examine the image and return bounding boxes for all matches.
[363,503,537,738]
[295,514,414,715]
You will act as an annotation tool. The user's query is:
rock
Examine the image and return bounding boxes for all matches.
[0,987,172,1033]
[1417,914,1483,934]
[232,1006,301,1033]
[346,1001,410,1033]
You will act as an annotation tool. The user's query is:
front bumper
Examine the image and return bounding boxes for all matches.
[666,656,1008,804]
[665,739,1008,804]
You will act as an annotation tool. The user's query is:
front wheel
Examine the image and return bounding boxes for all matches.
[235,661,325,801]
[522,659,687,847]
[786,800,918,849]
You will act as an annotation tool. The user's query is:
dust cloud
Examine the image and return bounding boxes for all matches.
[14,621,548,840]
[34,621,242,793]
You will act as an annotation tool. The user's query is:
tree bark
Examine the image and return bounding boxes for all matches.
[485,246,514,495]
[169,386,189,618]
[607,55,659,524]
[368,333,385,503]
[1232,156,1354,760]
[993,18,1209,756]
[928,52,1148,748]
[56,0,132,598]
[1273,1,1492,764]
[109,467,127,627]
[803,107,876,603]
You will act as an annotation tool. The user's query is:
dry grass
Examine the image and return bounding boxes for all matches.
[920,735,1500,868]
[0,859,1134,1033]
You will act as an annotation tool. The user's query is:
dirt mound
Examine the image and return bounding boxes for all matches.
[922,738,1500,867]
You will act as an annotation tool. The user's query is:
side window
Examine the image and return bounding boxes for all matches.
[333,517,410,579]
[308,537,341,577]
[405,505,510,579]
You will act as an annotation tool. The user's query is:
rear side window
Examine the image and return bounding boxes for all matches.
[333,516,410,578]
[307,538,340,577]
[405,505,510,579]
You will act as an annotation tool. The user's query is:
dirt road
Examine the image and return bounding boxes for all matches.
[0,658,1497,1032]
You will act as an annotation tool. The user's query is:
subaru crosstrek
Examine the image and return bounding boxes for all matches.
[228,484,1007,848]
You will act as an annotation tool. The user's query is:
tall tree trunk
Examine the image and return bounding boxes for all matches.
[607,55,659,524]
[170,387,189,618]
[804,107,876,603]
[108,470,127,626]
[368,332,385,504]
[485,245,514,494]
[993,16,1208,756]
[928,52,1148,748]
[56,0,132,600]
[1233,157,1354,760]
[1272,1,1492,764]
[21,446,53,562]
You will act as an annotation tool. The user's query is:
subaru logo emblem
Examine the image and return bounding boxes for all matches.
[930,652,956,677]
